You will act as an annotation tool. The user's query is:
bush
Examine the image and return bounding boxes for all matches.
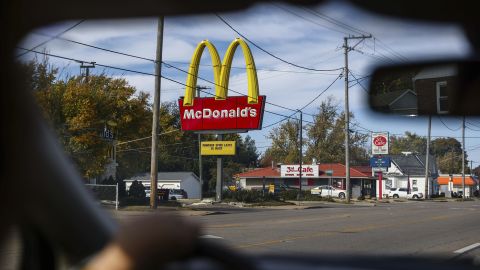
[222,189,270,203]
[129,180,146,199]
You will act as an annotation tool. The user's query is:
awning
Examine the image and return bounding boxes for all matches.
[437,176,477,186]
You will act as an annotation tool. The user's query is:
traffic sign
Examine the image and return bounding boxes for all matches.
[370,157,391,168]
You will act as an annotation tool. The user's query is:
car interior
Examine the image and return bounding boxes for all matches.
[1,0,479,269]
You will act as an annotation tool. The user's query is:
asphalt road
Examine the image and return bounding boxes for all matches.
[2,200,479,269]
[184,201,480,261]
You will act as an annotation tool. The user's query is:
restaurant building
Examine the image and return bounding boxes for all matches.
[235,163,375,198]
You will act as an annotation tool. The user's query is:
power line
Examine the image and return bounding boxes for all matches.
[116,129,180,146]
[299,74,342,110]
[19,47,312,123]
[262,73,343,129]
[438,116,461,131]
[277,4,408,63]
[271,3,349,35]
[23,32,324,118]
[16,20,85,58]
[32,32,344,76]
[348,70,369,93]
[300,6,368,36]
[164,60,341,75]
[215,14,343,72]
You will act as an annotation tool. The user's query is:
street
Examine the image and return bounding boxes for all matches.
[116,200,480,260]
[2,200,479,269]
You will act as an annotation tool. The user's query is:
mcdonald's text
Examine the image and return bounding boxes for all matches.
[178,95,265,131]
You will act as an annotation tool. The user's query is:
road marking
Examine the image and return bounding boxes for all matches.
[453,243,480,254]
[234,213,466,250]
[199,234,224,239]
[205,223,242,228]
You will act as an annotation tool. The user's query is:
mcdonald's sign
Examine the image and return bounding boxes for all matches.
[178,38,266,132]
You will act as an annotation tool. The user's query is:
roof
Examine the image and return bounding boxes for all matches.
[413,65,457,81]
[125,172,199,182]
[352,166,372,175]
[235,167,280,178]
[389,154,437,176]
[437,175,477,186]
[236,163,372,179]
[371,89,415,107]
[318,164,370,178]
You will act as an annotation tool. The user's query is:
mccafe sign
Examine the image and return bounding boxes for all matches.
[281,165,319,178]
[179,38,266,132]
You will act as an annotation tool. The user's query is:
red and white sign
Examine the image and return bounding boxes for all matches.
[179,96,265,132]
[281,165,319,178]
[372,132,389,155]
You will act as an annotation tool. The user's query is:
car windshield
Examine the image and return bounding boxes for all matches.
[9,1,480,269]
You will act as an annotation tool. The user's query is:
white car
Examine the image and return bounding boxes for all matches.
[311,185,346,199]
[388,188,423,199]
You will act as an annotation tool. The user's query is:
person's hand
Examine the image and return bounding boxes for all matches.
[84,212,200,270]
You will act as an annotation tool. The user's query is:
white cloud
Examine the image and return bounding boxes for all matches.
[19,3,480,157]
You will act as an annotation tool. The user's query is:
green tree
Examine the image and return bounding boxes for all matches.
[261,120,301,166]
[431,137,465,174]
[389,132,427,155]
[208,134,260,191]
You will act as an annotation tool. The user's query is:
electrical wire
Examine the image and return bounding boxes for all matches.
[16,20,86,58]
[271,3,349,35]
[348,70,369,93]
[437,116,461,131]
[299,74,342,110]
[20,33,324,117]
[215,14,344,72]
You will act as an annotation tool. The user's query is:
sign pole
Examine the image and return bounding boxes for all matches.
[378,171,383,200]
[297,110,303,201]
[216,134,224,202]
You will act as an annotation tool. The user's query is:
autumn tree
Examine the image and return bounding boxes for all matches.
[389,132,427,155]
[390,132,467,174]
[261,120,301,166]
[304,97,368,164]
[261,97,369,166]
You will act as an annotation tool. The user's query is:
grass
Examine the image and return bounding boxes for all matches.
[249,201,296,207]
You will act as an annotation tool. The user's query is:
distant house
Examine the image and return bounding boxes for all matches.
[370,89,418,115]
[413,65,457,115]
[377,153,438,197]
[436,175,478,198]
[124,172,201,199]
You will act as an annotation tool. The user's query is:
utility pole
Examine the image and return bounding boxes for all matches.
[424,115,431,199]
[462,116,466,200]
[80,61,95,82]
[297,110,303,201]
[343,34,372,203]
[150,16,164,209]
[196,86,209,200]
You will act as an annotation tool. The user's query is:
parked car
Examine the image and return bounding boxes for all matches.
[168,189,187,200]
[311,185,346,199]
[388,188,423,199]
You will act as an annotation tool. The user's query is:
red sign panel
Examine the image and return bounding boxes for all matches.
[373,136,387,146]
[178,96,266,131]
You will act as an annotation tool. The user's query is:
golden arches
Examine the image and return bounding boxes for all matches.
[183,38,259,106]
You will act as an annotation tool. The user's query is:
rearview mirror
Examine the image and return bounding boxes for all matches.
[368,61,480,116]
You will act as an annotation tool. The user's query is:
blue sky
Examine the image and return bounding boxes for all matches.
[17,1,480,168]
